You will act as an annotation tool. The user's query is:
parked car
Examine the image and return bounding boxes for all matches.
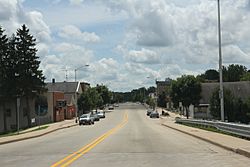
[79,114,94,125]
[108,105,114,110]
[150,111,159,118]
[90,113,100,121]
[114,103,119,107]
[97,111,105,118]
[146,109,153,116]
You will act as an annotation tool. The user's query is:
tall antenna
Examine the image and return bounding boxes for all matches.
[62,68,68,82]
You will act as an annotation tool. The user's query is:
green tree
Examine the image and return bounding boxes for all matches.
[196,74,205,83]
[170,75,201,119]
[96,85,111,105]
[77,87,103,113]
[0,26,9,132]
[210,87,250,123]
[147,86,156,95]
[146,96,156,109]
[210,87,235,121]
[204,69,219,81]
[15,24,46,127]
[240,72,250,81]
[78,91,91,113]
[157,91,166,108]
[223,64,247,82]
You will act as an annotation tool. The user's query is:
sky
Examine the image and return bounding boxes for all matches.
[1,0,250,92]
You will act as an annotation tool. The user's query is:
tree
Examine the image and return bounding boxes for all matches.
[147,86,156,95]
[15,24,46,127]
[210,87,250,123]
[204,69,219,81]
[223,64,247,82]
[196,74,205,83]
[146,96,156,109]
[77,87,103,113]
[240,72,250,81]
[96,85,111,105]
[170,75,201,119]
[157,91,166,108]
[0,26,9,132]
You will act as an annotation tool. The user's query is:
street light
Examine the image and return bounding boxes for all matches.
[217,0,224,121]
[74,64,89,82]
[74,64,89,123]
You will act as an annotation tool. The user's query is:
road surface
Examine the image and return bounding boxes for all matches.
[0,103,249,167]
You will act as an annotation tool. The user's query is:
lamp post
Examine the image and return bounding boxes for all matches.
[74,64,89,82]
[16,97,20,134]
[74,64,89,123]
[217,0,224,121]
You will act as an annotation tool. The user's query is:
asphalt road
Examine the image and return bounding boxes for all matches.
[0,103,249,167]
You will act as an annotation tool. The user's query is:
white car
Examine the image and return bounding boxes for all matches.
[108,105,114,110]
[97,111,105,118]
[79,114,94,125]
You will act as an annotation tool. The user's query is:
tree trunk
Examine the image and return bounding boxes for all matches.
[26,96,31,128]
[3,101,7,132]
[185,106,189,119]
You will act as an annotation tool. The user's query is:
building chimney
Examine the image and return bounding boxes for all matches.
[52,78,55,83]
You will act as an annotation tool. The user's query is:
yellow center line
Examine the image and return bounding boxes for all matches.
[51,112,128,167]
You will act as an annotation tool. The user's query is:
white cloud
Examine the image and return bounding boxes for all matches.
[133,9,175,47]
[69,0,84,6]
[58,25,100,43]
[54,42,93,66]
[127,48,160,64]
[89,58,120,82]
[2,0,250,92]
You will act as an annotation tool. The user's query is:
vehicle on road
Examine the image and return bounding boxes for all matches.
[79,114,94,125]
[97,111,105,118]
[150,111,159,118]
[108,105,114,110]
[146,109,153,116]
[90,113,100,121]
[114,103,119,107]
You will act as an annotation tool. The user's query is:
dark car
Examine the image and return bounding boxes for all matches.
[146,109,153,116]
[150,111,159,118]
[79,114,94,125]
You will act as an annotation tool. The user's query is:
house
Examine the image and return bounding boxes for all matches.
[156,78,172,96]
[46,80,85,120]
[0,96,37,133]
[0,80,89,133]
[46,91,66,122]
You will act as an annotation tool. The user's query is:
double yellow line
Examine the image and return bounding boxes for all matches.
[51,112,128,167]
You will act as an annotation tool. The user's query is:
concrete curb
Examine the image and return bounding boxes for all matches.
[161,123,250,158]
[0,124,78,145]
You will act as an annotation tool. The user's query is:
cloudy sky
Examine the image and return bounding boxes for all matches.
[1,0,250,91]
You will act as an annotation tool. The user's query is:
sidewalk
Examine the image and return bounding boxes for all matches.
[0,119,77,145]
[160,109,250,158]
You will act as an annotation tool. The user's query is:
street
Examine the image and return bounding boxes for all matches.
[0,103,249,167]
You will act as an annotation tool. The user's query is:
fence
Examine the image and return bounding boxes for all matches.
[175,118,250,138]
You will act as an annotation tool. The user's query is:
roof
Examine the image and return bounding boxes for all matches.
[200,81,250,104]
[46,82,80,93]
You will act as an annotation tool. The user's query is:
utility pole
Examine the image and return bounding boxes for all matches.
[217,0,224,121]
[74,64,89,82]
